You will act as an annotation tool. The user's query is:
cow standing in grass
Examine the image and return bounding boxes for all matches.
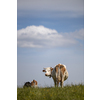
[42,64,68,88]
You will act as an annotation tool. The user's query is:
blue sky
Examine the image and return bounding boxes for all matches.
[17,0,84,87]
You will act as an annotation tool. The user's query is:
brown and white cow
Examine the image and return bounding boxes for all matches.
[42,64,68,88]
[31,80,38,88]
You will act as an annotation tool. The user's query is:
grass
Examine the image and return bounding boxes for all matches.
[17,84,84,100]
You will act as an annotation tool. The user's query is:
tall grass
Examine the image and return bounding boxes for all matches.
[17,84,84,100]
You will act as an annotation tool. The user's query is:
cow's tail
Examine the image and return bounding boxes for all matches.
[58,67,61,80]
[56,66,61,83]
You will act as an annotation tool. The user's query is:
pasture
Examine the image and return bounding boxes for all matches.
[17,83,84,100]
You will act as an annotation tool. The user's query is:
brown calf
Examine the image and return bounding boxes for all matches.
[31,80,38,88]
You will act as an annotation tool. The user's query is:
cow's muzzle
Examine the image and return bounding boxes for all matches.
[45,74,48,76]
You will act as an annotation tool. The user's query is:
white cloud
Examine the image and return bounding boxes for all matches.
[17,25,84,48]
[65,29,84,40]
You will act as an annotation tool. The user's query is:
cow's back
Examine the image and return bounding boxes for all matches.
[23,82,31,88]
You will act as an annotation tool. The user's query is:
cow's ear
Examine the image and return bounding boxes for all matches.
[42,70,46,72]
[50,67,53,71]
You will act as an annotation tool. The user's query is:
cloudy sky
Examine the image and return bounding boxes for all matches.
[17,0,84,87]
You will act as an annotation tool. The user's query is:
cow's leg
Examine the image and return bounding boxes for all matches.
[57,80,60,87]
[56,78,60,87]
[60,81,64,88]
[60,76,64,88]
[54,80,56,87]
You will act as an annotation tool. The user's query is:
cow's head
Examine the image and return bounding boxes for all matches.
[31,80,37,85]
[42,67,53,78]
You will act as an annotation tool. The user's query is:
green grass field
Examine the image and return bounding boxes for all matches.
[17,84,84,100]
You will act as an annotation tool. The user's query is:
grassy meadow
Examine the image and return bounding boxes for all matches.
[17,84,84,100]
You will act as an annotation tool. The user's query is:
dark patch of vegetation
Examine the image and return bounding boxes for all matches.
[17,84,84,100]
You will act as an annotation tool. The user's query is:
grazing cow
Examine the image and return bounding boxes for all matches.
[42,64,68,88]
[31,80,38,88]
[23,82,31,88]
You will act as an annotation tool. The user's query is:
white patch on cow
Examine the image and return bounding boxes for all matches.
[63,64,66,68]
[31,85,38,88]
